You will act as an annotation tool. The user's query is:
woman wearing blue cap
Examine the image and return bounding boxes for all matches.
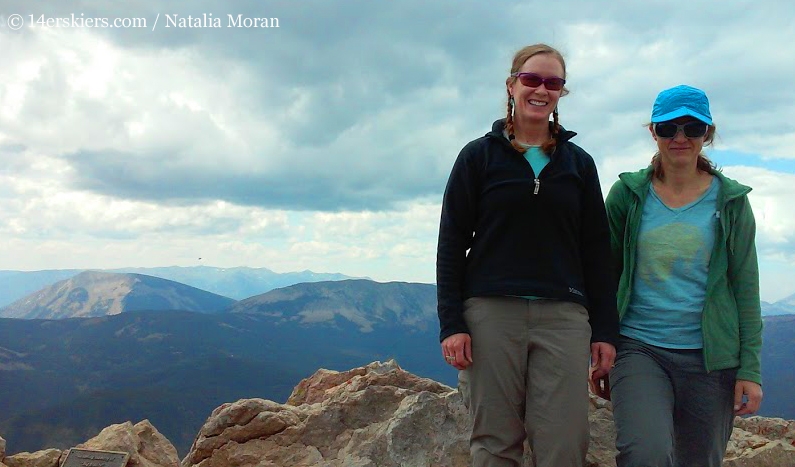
[598,85,763,467]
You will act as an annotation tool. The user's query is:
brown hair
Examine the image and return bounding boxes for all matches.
[505,44,569,155]
[650,124,718,180]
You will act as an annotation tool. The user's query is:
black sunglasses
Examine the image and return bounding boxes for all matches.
[653,122,709,139]
[511,72,566,91]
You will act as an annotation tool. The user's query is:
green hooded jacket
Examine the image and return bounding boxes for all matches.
[605,166,762,384]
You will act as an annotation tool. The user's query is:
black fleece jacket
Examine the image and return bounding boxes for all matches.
[436,119,619,344]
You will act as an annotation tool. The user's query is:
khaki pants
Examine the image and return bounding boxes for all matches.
[460,297,592,467]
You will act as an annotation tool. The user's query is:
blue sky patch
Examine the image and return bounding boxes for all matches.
[712,150,795,175]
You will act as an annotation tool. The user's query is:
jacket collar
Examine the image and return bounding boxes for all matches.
[618,165,752,206]
[488,118,576,145]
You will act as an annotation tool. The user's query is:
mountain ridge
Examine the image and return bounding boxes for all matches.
[230,278,436,332]
[0,266,360,308]
[0,271,236,319]
[762,290,795,316]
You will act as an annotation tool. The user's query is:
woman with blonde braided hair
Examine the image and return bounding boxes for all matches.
[503,52,567,156]
[436,43,619,467]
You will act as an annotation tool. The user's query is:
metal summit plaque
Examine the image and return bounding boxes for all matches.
[61,448,130,467]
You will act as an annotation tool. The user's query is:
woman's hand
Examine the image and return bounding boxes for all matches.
[734,380,763,415]
[589,368,611,400]
[441,333,473,370]
[588,342,616,400]
[589,342,616,379]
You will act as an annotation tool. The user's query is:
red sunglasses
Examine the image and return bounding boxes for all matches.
[511,72,566,91]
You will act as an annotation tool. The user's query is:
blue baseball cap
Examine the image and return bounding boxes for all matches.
[651,85,713,125]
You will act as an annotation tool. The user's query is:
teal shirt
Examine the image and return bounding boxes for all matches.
[622,177,719,349]
[523,146,549,176]
[501,130,550,176]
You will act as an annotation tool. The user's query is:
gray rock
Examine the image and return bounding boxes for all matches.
[182,360,470,467]
[3,448,61,467]
[77,419,179,467]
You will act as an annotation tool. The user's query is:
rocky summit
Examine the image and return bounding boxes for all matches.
[1,360,794,467]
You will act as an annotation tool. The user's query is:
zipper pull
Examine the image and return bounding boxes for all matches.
[533,178,540,195]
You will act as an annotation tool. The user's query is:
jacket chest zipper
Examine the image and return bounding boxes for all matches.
[531,146,554,196]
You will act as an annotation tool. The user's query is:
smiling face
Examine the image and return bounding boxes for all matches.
[650,116,709,169]
[507,53,565,125]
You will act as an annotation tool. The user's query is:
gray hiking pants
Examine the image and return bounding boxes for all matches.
[610,336,737,467]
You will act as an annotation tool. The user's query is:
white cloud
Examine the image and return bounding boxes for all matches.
[1,0,795,301]
[727,167,795,251]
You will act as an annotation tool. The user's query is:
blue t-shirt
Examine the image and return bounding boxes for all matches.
[501,131,550,176]
[621,176,720,349]
[523,146,549,176]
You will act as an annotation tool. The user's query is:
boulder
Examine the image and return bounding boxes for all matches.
[77,420,179,467]
[724,440,795,467]
[182,360,470,467]
[2,449,60,467]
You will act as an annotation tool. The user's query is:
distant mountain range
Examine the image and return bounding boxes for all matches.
[0,279,446,456]
[0,271,236,319]
[3,267,793,318]
[2,267,793,316]
[0,266,357,308]
[0,273,793,459]
[227,279,436,332]
[762,294,795,316]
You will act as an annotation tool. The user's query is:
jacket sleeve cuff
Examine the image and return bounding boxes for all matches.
[440,323,470,343]
[736,369,762,386]
[590,329,619,347]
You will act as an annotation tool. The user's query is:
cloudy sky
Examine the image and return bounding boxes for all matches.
[1,0,794,302]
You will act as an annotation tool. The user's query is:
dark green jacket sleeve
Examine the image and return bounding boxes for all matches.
[605,179,630,289]
[728,196,763,384]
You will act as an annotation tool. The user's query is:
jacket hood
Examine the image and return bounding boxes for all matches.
[618,165,752,204]
[488,118,577,144]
